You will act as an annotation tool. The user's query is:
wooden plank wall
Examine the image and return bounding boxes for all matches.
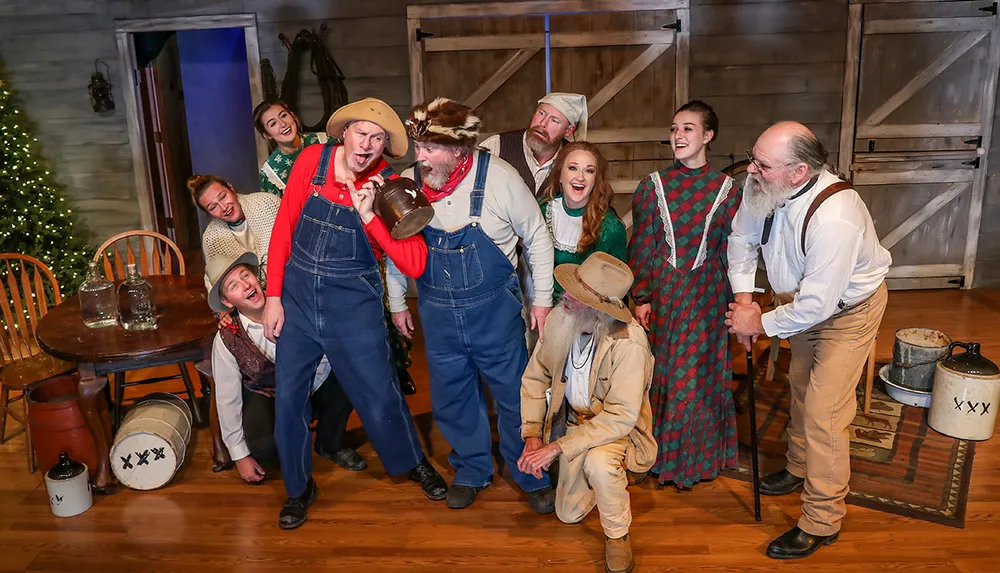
[0,0,996,286]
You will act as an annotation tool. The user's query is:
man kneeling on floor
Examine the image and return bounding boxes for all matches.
[207,252,353,483]
[518,252,656,573]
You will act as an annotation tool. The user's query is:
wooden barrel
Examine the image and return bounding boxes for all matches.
[111,395,192,490]
[26,374,99,477]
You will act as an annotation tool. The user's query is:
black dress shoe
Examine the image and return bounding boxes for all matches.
[278,478,318,530]
[527,486,555,514]
[760,469,805,496]
[398,369,417,396]
[408,458,447,501]
[446,482,491,510]
[766,526,839,559]
[316,444,368,471]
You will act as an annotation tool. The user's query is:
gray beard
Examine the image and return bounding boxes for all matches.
[544,300,620,359]
[742,173,799,219]
[525,129,560,156]
[419,154,460,190]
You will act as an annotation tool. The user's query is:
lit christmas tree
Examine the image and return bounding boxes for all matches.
[0,77,92,293]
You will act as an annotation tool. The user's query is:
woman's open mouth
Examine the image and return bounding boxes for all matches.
[570,183,586,192]
[280,126,292,136]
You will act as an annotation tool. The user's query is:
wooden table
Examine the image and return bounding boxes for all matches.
[36,275,218,493]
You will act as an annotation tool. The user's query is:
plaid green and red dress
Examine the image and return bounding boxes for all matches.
[627,161,740,487]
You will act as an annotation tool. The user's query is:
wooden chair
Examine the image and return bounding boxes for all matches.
[720,159,878,415]
[0,254,76,472]
[94,229,186,281]
[92,231,204,429]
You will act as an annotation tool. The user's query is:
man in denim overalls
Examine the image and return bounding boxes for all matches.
[386,98,557,511]
[262,98,447,529]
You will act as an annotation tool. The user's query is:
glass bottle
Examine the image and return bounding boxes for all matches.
[79,261,118,328]
[117,263,157,331]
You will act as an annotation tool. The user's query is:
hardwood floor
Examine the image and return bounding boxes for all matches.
[1,290,999,572]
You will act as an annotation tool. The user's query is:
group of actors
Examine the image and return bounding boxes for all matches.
[191,89,891,571]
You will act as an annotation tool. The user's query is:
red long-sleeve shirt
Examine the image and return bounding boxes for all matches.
[266,144,428,297]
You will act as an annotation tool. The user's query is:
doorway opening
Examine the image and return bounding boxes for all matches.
[116,16,266,268]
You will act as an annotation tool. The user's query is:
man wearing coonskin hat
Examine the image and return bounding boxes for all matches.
[385,97,556,511]
[261,98,447,529]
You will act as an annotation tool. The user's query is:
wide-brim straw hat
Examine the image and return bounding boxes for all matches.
[206,252,259,314]
[326,97,408,159]
[553,252,634,324]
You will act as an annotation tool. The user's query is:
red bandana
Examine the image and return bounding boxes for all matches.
[422,153,473,203]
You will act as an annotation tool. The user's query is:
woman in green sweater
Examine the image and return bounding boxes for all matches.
[252,99,331,197]
[538,141,627,296]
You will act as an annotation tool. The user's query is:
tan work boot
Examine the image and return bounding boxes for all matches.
[605,534,633,573]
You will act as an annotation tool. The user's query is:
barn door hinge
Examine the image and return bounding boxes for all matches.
[949,276,967,287]
[868,139,876,153]
[979,2,997,16]
[964,136,983,146]
[963,157,982,168]
[663,19,681,32]
[415,28,435,41]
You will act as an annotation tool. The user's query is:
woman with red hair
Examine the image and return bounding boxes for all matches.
[538,141,627,296]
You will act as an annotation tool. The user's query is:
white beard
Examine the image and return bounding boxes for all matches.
[418,154,460,190]
[544,300,619,359]
[742,173,799,219]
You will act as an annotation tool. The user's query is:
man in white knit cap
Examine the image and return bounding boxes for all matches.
[479,92,588,196]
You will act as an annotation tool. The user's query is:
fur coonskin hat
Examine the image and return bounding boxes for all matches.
[406,97,480,146]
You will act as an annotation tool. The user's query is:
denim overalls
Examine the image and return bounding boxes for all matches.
[415,150,550,492]
[274,143,424,497]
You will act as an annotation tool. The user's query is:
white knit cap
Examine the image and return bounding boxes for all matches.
[537,92,588,142]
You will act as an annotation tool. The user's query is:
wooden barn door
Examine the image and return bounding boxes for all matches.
[839,0,1000,289]
[406,0,691,231]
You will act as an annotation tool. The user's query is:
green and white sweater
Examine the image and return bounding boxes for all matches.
[540,196,628,296]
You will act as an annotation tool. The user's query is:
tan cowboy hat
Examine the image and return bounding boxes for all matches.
[554,252,634,323]
[207,252,259,313]
[326,98,408,159]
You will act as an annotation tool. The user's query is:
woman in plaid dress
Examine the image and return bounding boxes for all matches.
[627,101,740,488]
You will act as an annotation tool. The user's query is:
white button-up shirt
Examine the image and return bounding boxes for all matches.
[563,333,596,410]
[479,132,556,193]
[211,313,330,460]
[727,169,891,339]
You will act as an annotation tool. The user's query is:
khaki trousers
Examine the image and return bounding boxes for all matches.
[784,283,887,536]
[555,410,631,539]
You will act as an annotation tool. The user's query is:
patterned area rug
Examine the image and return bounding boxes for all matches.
[727,349,975,528]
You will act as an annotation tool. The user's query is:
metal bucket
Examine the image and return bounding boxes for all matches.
[889,328,952,391]
[374,177,434,240]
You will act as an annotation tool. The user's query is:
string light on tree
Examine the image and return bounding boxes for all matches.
[0,77,92,293]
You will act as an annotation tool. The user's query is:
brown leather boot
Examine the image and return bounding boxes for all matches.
[605,534,633,573]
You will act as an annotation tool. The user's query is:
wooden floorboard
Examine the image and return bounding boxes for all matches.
[1,290,999,571]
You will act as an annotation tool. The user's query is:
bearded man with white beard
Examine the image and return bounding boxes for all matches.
[519,252,655,573]
[726,121,891,560]
[386,97,556,511]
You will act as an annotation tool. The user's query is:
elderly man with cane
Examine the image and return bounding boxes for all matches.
[726,121,890,559]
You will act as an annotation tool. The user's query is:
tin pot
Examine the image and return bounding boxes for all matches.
[44,452,93,518]
[373,177,435,240]
[889,328,952,391]
[928,342,1000,441]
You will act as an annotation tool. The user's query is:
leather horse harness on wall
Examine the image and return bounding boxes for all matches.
[261,23,348,133]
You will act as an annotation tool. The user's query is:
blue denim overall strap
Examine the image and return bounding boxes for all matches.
[288,143,379,278]
[414,149,549,492]
[416,151,520,308]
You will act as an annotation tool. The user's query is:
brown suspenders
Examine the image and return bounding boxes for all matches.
[760,180,854,254]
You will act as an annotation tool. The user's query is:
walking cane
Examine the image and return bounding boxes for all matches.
[746,347,762,522]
